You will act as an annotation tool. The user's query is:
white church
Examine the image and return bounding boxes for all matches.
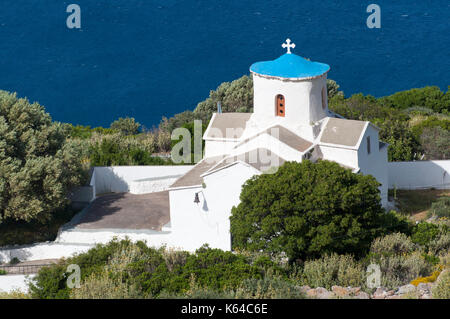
[166,39,388,251]
[11,39,388,261]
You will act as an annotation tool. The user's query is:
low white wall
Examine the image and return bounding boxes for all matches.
[92,166,192,195]
[388,160,450,189]
[0,243,94,264]
[0,275,34,293]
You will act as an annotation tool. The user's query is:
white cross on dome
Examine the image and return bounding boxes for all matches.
[282,38,295,54]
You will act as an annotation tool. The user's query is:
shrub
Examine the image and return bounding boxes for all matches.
[373,251,433,289]
[302,254,365,289]
[173,245,263,292]
[370,233,417,256]
[234,277,305,299]
[110,117,141,135]
[411,265,443,286]
[428,233,450,257]
[411,222,441,247]
[9,257,20,265]
[0,290,31,299]
[70,271,144,299]
[0,269,7,275]
[429,197,450,218]
[420,127,450,160]
[231,160,391,261]
[29,239,135,299]
[432,269,450,299]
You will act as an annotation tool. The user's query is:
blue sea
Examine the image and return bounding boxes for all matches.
[0,1,449,128]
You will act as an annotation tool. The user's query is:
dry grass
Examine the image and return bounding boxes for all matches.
[390,189,450,221]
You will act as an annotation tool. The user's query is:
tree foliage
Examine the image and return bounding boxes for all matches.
[420,126,450,160]
[110,117,141,135]
[194,75,253,118]
[0,91,86,223]
[230,160,389,261]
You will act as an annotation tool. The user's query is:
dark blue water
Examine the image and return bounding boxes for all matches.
[0,1,449,128]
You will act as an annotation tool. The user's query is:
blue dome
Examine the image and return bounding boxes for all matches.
[250,53,330,79]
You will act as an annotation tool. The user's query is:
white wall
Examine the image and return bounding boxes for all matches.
[0,275,34,293]
[388,160,450,190]
[0,243,94,264]
[204,140,239,158]
[358,125,388,207]
[252,73,328,130]
[169,163,260,251]
[92,165,192,195]
[319,145,359,170]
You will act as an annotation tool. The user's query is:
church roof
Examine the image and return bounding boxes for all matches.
[250,53,330,80]
[204,148,286,175]
[204,113,252,140]
[170,155,224,188]
[234,125,313,153]
[319,118,368,148]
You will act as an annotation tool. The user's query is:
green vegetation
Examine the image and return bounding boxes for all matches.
[328,86,449,161]
[0,208,78,246]
[27,218,448,299]
[390,189,449,220]
[29,240,268,299]
[0,91,87,225]
[230,160,402,261]
[432,269,450,299]
[110,117,141,135]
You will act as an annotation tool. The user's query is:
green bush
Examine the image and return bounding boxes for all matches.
[172,245,262,292]
[110,117,141,135]
[372,251,433,289]
[428,233,450,257]
[29,241,264,299]
[370,233,417,256]
[411,222,441,247]
[302,254,365,289]
[70,271,144,299]
[234,277,305,299]
[382,86,449,113]
[431,269,450,299]
[429,197,450,218]
[230,160,393,261]
[0,269,7,275]
[29,239,134,299]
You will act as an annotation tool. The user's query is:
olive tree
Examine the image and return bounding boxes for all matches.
[0,90,85,223]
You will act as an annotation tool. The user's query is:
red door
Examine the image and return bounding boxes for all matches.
[276,94,285,117]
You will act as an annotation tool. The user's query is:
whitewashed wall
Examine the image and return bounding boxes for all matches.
[388,160,450,189]
[92,165,192,195]
[358,125,389,207]
[0,243,94,264]
[0,275,34,293]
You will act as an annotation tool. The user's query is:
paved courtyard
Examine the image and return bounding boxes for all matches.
[75,191,170,231]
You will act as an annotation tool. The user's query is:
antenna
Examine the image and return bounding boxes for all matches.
[217,101,222,114]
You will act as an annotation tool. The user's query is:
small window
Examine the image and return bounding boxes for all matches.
[321,86,327,109]
[367,136,371,154]
[276,94,285,117]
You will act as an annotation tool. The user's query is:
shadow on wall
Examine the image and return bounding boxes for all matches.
[0,245,33,264]
[388,160,450,190]
[93,167,130,195]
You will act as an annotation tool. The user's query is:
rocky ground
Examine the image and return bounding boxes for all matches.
[301,283,435,299]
